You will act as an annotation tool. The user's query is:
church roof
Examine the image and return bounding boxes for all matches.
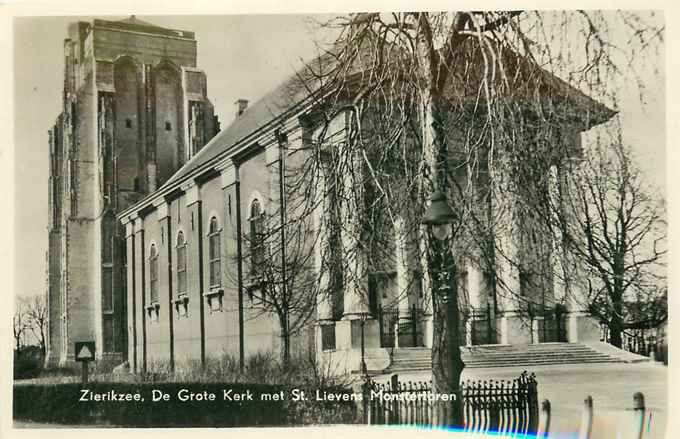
[120,39,616,220]
[117,15,164,29]
[93,16,195,39]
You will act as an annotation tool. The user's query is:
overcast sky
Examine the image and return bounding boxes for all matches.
[13,14,665,300]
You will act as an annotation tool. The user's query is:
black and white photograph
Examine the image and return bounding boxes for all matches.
[5,3,671,438]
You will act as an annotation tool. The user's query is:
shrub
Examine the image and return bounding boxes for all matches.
[13,347,44,380]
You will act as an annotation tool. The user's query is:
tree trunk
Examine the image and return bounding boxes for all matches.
[279,313,291,365]
[609,314,624,348]
[608,288,625,348]
[418,37,466,426]
[429,237,465,427]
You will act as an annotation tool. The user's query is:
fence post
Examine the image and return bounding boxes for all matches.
[362,380,371,424]
[390,374,399,424]
[632,392,645,439]
[538,399,551,438]
[528,375,540,433]
[579,395,593,439]
[489,400,500,432]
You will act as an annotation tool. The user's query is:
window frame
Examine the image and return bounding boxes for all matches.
[248,199,265,276]
[149,244,159,303]
[176,231,187,296]
[207,216,222,288]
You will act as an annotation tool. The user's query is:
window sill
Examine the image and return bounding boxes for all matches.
[145,302,160,312]
[172,295,190,305]
[146,302,160,323]
[203,288,224,313]
[203,288,224,298]
[173,295,189,318]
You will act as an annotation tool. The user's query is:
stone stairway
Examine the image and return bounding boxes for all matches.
[384,343,649,372]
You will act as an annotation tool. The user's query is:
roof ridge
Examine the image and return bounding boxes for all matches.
[118,15,165,29]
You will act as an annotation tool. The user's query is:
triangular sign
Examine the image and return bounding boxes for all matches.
[77,345,93,359]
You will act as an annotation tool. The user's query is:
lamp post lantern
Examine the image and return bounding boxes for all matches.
[422,189,464,427]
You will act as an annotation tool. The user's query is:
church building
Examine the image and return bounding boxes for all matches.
[117,37,615,374]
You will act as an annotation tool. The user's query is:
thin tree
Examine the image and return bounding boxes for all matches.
[299,11,663,426]
[232,128,328,366]
[26,295,48,355]
[13,299,29,350]
[553,142,666,348]
[220,12,662,422]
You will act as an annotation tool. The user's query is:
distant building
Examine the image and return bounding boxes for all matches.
[46,17,219,366]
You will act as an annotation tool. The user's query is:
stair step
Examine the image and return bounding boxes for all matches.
[384,342,635,372]
[389,358,623,371]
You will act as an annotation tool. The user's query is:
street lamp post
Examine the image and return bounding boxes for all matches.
[359,311,371,424]
[422,189,463,427]
[359,312,370,377]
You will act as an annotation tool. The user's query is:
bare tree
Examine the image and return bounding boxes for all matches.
[13,299,29,350]
[25,295,48,355]
[219,11,662,424]
[295,11,663,426]
[231,128,327,366]
[553,142,666,348]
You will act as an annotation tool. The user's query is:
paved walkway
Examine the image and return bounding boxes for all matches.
[374,362,667,438]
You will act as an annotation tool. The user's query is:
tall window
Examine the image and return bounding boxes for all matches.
[249,199,265,273]
[103,316,115,352]
[176,231,187,295]
[149,244,158,303]
[208,217,221,287]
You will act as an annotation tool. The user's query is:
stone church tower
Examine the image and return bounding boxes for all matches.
[46,17,219,365]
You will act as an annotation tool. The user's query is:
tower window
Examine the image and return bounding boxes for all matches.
[125,118,132,128]
[165,121,172,131]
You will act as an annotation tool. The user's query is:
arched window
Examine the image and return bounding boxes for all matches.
[208,217,221,287]
[176,231,187,295]
[149,244,159,303]
[249,199,265,273]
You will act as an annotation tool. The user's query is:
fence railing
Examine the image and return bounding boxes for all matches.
[600,325,658,357]
[463,371,539,434]
[363,371,539,434]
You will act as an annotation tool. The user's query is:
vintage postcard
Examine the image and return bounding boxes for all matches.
[4,2,672,438]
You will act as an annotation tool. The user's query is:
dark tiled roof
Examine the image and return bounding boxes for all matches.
[122,37,615,218]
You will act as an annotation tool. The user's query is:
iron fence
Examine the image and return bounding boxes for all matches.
[600,325,657,357]
[377,305,422,348]
[363,371,539,434]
